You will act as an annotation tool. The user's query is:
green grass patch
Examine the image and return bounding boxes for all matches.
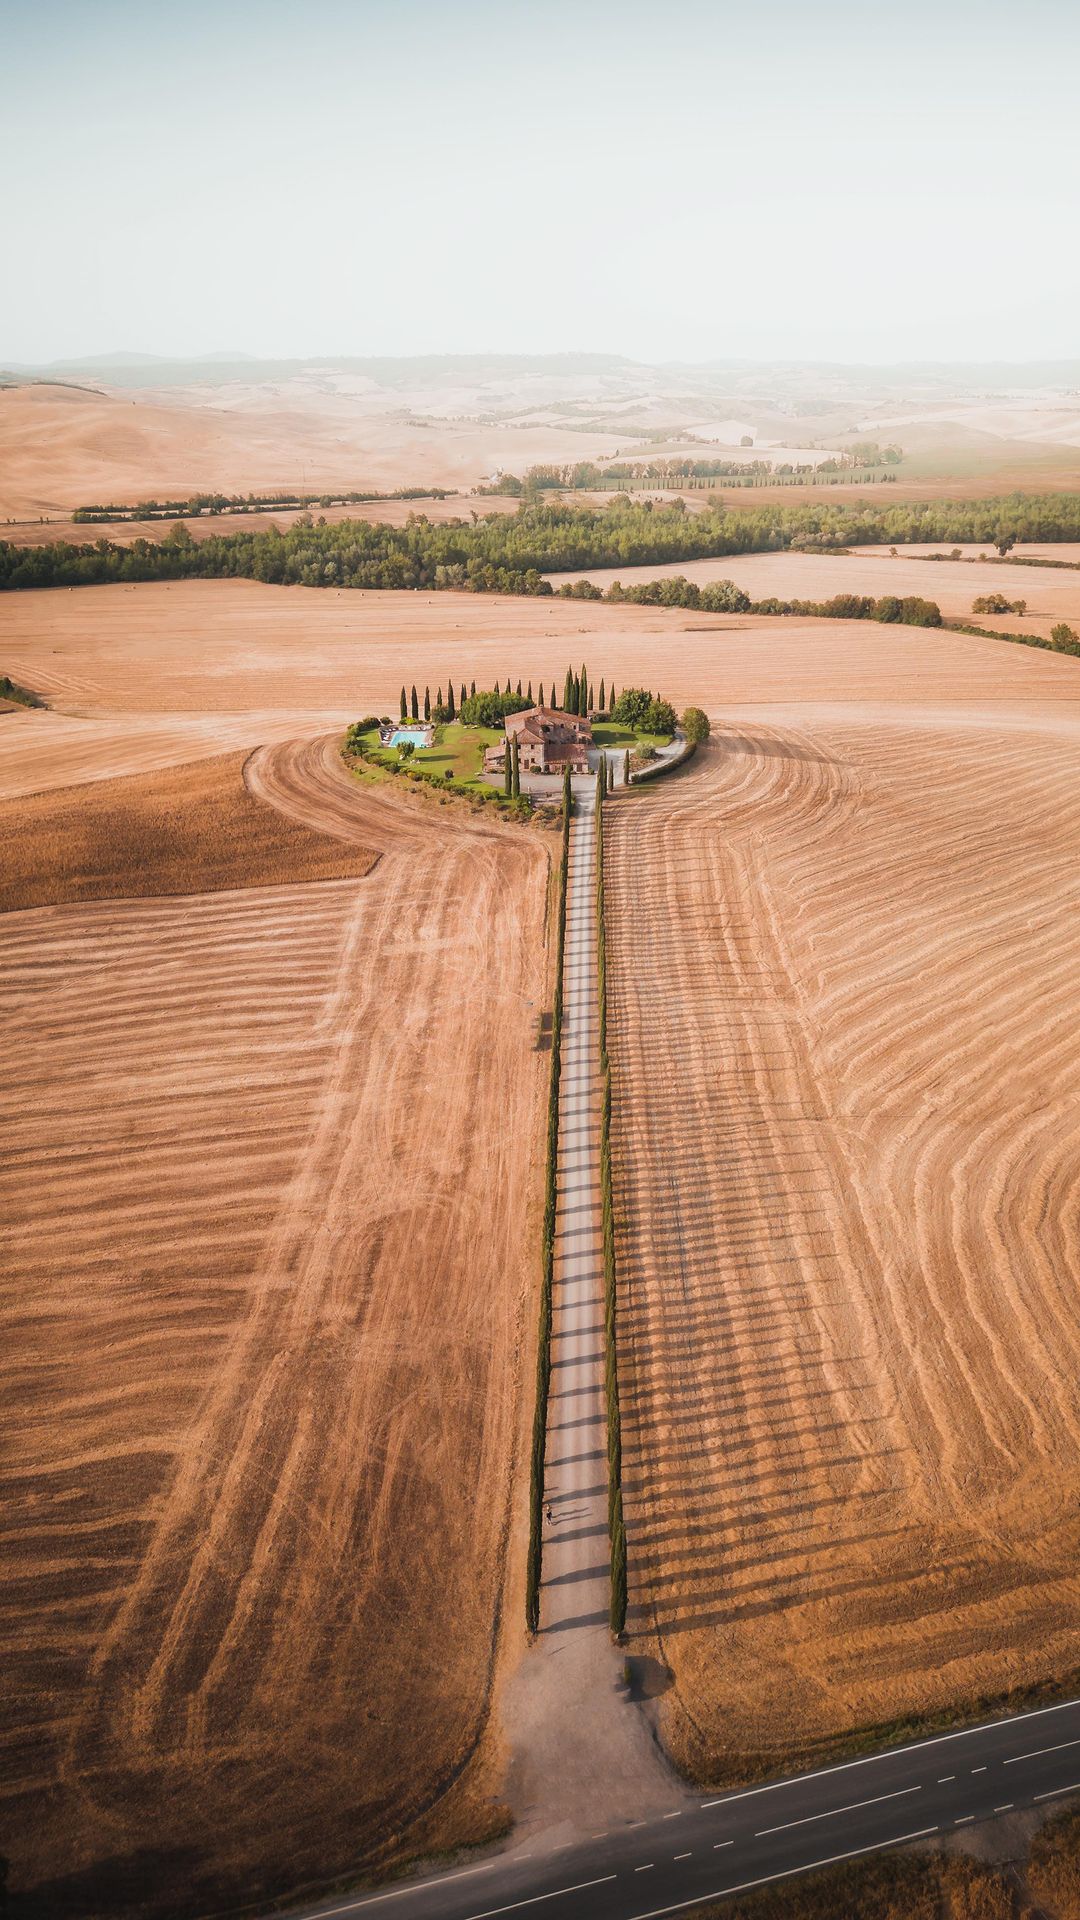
[357,722,501,792]
[593,720,672,753]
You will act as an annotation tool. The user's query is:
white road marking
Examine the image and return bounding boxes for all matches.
[673,1852,691,1861]
[994,1805,1014,1813]
[694,1698,1080,1812]
[755,1784,921,1836]
[634,1864,654,1872]
[955,1816,975,1824]
[662,1811,682,1820]
[714,1842,733,1850]
[1005,1737,1080,1766]
[623,1827,939,1920]
[1035,1782,1080,1802]
[465,1874,617,1918]
[938,1775,956,1783]
[303,1858,500,1912]
[971,1766,987,1774]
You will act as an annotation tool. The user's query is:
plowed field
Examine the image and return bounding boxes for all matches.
[605,686,1080,1782]
[0,741,550,1916]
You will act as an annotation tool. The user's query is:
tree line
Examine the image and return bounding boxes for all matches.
[559,573,943,625]
[6,492,1080,596]
[71,486,455,523]
[526,767,573,1634]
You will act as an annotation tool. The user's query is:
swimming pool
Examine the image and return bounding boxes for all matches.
[390,727,432,748]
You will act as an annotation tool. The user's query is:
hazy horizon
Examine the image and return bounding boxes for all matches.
[4,0,1080,366]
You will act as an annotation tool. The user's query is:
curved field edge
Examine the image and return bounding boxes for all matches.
[604,720,1080,1791]
[0,747,379,912]
[0,753,552,1919]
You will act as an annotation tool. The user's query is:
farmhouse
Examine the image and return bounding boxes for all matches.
[483,705,592,777]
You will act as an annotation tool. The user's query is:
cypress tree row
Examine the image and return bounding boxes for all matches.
[595,773,627,1634]
[410,684,419,719]
[399,685,407,721]
[526,773,572,1633]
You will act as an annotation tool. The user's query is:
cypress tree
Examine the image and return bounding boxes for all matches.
[447,681,456,720]
[424,685,431,720]
[399,685,407,721]
[572,673,580,714]
[516,678,522,696]
[504,736,513,796]
[538,682,545,708]
[461,682,467,709]
[527,680,533,704]
[609,683,616,714]
[624,748,631,787]
[505,677,511,696]
[436,685,443,712]
[471,679,476,697]
[410,684,419,720]
[511,735,520,798]
[608,755,615,792]
[580,662,588,715]
[563,667,574,712]
[562,764,572,819]
[598,677,605,713]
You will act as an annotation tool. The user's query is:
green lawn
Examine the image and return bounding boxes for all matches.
[356,722,502,792]
[592,720,673,753]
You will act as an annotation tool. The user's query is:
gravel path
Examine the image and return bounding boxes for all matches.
[501,782,685,1844]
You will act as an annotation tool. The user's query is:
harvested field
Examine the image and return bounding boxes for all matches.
[7,580,1080,732]
[0,493,519,548]
[544,549,1080,642]
[604,668,1080,1783]
[0,748,379,911]
[0,745,551,1917]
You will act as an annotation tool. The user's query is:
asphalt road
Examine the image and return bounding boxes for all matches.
[288,1701,1080,1920]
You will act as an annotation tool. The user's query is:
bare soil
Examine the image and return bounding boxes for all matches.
[604,661,1080,1785]
[0,736,551,1917]
[0,748,378,910]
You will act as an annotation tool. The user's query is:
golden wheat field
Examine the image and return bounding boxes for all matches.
[0,734,550,1917]
[604,669,1080,1783]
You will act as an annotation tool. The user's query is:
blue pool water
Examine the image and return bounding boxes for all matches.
[390,728,430,748]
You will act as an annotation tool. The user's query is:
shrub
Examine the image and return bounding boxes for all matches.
[681,706,710,744]
[1051,621,1080,655]
[699,578,752,612]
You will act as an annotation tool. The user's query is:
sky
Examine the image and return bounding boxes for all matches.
[3,0,1079,366]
